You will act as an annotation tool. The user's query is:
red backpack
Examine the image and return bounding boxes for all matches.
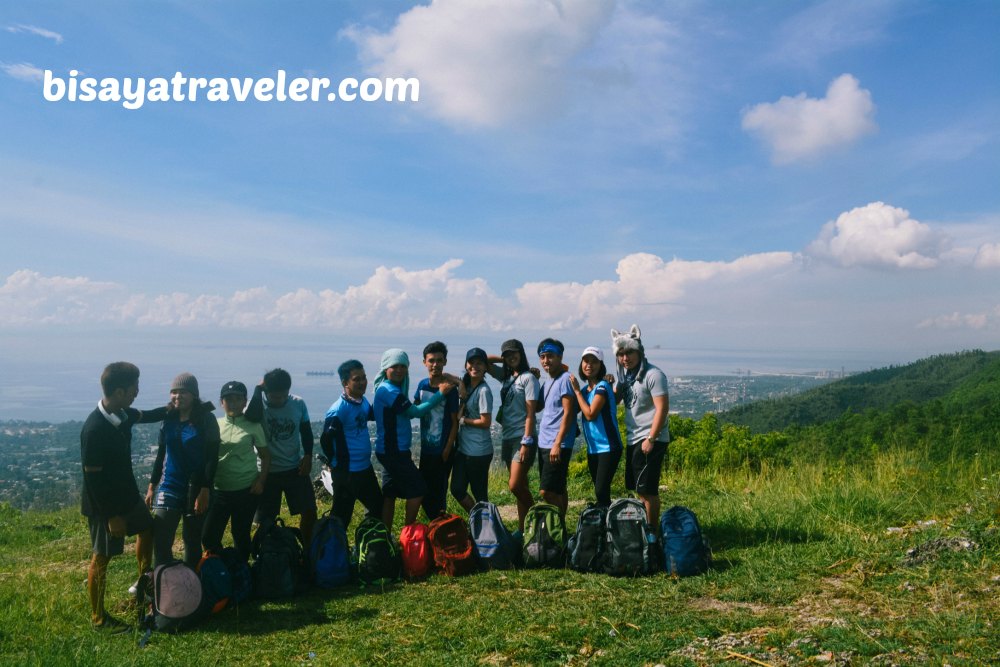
[427,513,477,576]
[399,522,433,581]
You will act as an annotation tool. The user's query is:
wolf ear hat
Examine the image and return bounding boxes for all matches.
[610,324,643,355]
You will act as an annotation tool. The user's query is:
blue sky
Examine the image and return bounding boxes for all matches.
[1,0,999,408]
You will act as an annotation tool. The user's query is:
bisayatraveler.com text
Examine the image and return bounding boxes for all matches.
[41,70,420,109]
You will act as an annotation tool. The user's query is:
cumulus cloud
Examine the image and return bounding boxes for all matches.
[741,74,877,163]
[806,202,947,269]
[0,251,797,332]
[1,62,45,82]
[344,0,616,128]
[515,252,798,329]
[973,243,1000,269]
[5,24,64,44]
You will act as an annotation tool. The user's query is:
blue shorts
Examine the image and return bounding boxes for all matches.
[376,452,427,500]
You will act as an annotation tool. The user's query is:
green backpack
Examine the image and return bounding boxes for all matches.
[353,517,402,586]
[522,502,566,568]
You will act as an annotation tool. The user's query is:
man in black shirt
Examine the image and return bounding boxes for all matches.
[81,362,167,633]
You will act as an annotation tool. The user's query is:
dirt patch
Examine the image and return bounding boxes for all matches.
[689,597,771,615]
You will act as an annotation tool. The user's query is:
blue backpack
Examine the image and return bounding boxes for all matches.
[468,501,518,570]
[196,553,232,614]
[218,547,252,604]
[660,506,711,577]
[310,512,352,588]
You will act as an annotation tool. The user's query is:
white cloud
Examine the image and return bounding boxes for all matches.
[344,0,616,128]
[973,243,1000,269]
[918,307,1000,331]
[806,202,947,269]
[769,0,898,66]
[5,24,64,44]
[1,62,45,82]
[0,251,797,332]
[741,74,877,163]
[515,251,798,329]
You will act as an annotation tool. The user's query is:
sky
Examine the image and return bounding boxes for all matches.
[1,1,999,419]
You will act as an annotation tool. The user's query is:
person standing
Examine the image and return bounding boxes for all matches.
[247,368,317,544]
[321,360,383,531]
[611,325,670,529]
[569,347,623,507]
[486,339,538,532]
[146,372,219,568]
[536,339,576,519]
[372,348,455,528]
[450,348,494,512]
[81,362,169,632]
[202,381,270,562]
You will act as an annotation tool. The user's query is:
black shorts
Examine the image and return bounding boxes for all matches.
[536,447,571,495]
[255,468,317,522]
[376,452,427,500]
[624,441,668,496]
[88,500,153,557]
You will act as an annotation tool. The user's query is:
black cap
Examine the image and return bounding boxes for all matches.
[500,339,523,356]
[465,347,488,364]
[220,380,248,399]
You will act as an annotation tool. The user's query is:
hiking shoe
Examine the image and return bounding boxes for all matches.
[92,613,130,634]
[128,577,142,597]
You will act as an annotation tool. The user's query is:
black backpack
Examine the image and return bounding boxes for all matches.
[604,498,658,576]
[567,504,608,573]
[251,518,307,598]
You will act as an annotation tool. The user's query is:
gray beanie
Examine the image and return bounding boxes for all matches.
[170,372,200,399]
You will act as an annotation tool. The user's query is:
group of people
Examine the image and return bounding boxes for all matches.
[80,324,669,633]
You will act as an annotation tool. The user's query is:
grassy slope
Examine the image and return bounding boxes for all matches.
[2,449,998,666]
[720,350,1000,433]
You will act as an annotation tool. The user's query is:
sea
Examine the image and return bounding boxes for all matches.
[0,328,916,423]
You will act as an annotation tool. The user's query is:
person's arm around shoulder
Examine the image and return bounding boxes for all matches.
[196,411,220,514]
[244,383,265,423]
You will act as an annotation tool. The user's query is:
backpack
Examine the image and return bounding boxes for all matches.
[136,561,203,644]
[522,502,566,568]
[196,553,232,614]
[310,512,352,588]
[567,504,608,573]
[428,513,478,577]
[661,506,711,577]
[218,547,252,604]
[251,518,307,598]
[605,498,658,576]
[399,522,434,581]
[468,501,518,570]
[353,517,402,586]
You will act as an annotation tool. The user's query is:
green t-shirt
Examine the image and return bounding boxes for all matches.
[215,415,268,491]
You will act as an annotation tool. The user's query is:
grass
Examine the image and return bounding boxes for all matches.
[1,448,998,666]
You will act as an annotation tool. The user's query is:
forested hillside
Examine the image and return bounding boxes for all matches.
[719,350,1000,432]
[666,350,1000,469]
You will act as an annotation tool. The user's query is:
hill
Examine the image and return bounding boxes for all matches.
[1,447,998,666]
[719,349,1000,433]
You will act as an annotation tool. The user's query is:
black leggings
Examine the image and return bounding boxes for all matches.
[202,487,258,562]
[587,450,622,507]
[450,452,492,504]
